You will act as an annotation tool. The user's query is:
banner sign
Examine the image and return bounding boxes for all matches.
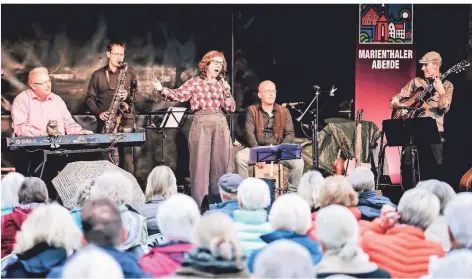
[355,4,415,183]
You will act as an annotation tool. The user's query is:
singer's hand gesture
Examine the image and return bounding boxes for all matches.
[152,78,163,92]
[221,79,231,92]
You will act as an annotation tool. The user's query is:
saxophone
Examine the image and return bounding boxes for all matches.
[102,62,128,134]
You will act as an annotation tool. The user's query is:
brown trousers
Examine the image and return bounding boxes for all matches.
[189,111,233,207]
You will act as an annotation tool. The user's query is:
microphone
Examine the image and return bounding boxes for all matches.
[313,85,321,93]
[282,102,305,107]
[329,85,337,96]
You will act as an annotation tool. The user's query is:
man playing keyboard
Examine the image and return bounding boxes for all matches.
[11,67,93,137]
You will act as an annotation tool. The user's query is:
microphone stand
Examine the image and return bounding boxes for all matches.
[130,81,138,176]
[296,86,335,171]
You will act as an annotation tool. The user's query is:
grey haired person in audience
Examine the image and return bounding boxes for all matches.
[253,239,316,278]
[417,179,456,251]
[347,167,394,221]
[137,165,178,236]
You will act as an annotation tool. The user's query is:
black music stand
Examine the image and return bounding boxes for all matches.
[249,144,302,196]
[146,107,188,164]
[379,117,441,188]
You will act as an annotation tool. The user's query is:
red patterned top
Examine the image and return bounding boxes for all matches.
[160,76,236,112]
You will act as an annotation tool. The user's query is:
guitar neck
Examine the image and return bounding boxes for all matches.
[355,123,362,167]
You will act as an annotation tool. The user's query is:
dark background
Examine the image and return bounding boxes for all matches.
[2,4,471,190]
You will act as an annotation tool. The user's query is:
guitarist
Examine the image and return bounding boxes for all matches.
[390,51,454,188]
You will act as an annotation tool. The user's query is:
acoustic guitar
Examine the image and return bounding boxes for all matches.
[459,168,472,192]
[345,110,372,176]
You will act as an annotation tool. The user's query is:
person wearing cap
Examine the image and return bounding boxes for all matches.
[203,173,243,217]
[390,51,454,188]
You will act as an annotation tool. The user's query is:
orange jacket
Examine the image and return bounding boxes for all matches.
[359,221,445,278]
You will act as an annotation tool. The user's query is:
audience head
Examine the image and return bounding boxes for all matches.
[319,175,358,208]
[81,198,124,247]
[218,173,243,202]
[157,193,200,243]
[347,167,375,192]
[444,192,472,250]
[62,245,124,279]
[254,240,316,278]
[1,172,25,208]
[397,188,440,230]
[416,179,456,214]
[297,170,325,209]
[18,177,48,204]
[429,249,472,278]
[237,178,270,210]
[145,165,177,201]
[316,204,359,260]
[13,203,81,256]
[269,193,311,234]
[89,172,132,205]
[193,212,243,262]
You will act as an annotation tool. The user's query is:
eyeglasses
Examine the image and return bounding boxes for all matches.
[210,60,224,66]
[260,90,277,94]
[111,52,125,57]
[33,80,51,86]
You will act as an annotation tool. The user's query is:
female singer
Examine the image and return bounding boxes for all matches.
[152,50,236,208]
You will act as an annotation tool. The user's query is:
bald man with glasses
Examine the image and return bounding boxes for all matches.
[11,67,92,137]
[235,80,304,193]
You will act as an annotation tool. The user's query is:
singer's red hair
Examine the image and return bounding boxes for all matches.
[199,50,227,80]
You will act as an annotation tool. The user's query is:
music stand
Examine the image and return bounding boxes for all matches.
[379,117,441,188]
[249,144,302,196]
[146,107,188,164]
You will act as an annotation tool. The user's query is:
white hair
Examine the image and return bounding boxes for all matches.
[397,188,440,230]
[237,178,270,210]
[254,239,316,278]
[193,212,243,262]
[13,203,82,256]
[297,170,325,208]
[145,165,177,201]
[90,172,132,205]
[316,204,359,260]
[1,172,25,208]
[416,179,456,214]
[269,193,311,234]
[157,193,200,242]
[62,246,124,279]
[347,167,375,192]
[444,192,472,249]
[429,249,472,278]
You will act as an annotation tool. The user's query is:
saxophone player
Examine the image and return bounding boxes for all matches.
[85,42,137,133]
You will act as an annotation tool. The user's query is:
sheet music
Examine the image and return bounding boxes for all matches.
[160,107,187,128]
[249,143,301,164]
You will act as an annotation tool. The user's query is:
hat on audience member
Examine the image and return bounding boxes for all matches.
[218,173,243,193]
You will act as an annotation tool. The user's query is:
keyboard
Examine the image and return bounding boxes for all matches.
[6,132,146,151]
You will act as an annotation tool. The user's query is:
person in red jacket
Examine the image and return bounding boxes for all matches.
[139,194,200,278]
[1,177,48,258]
[359,188,446,278]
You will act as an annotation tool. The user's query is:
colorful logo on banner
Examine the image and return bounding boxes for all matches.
[359,4,413,44]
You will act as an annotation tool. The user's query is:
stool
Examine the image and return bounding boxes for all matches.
[248,162,289,198]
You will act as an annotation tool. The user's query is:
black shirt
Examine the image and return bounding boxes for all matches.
[85,66,137,117]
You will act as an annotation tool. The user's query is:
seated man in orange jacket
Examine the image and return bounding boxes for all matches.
[359,188,445,278]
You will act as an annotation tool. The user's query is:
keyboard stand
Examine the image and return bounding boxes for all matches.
[33,148,114,179]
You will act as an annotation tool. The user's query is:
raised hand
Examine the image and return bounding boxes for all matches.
[152,77,163,92]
